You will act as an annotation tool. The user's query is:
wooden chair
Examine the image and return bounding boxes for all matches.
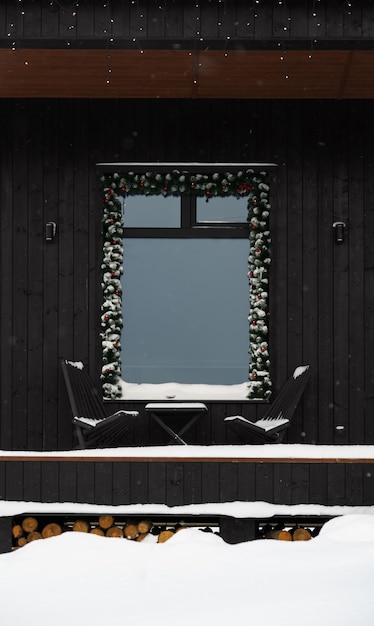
[61,359,139,449]
[224,365,311,444]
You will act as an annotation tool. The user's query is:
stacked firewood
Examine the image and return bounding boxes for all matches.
[12,516,63,547]
[12,515,184,548]
[77,515,181,542]
[263,525,314,541]
[13,515,317,548]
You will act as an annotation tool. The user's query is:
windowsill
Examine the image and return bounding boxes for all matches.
[117,380,262,402]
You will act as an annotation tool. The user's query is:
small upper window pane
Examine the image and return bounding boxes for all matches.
[196,195,248,223]
[120,195,181,228]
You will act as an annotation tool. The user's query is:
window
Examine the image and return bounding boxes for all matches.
[120,194,180,228]
[196,195,249,223]
[100,166,272,401]
[121,196,249,387]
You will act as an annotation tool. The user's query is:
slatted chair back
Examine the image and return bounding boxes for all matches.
[262,365,311,424]
[62,359,139,449]
[224,365,311,444]
[61,360,106,423]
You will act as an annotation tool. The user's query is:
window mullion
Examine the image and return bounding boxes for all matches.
[181,196,195,229]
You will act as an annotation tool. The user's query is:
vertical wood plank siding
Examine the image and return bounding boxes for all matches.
[0,459,372,508]
[1,99,374,450]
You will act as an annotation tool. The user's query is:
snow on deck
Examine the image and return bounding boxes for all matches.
[0,443,374,461]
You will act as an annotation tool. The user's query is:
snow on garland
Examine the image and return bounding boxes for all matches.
[101,192,124,399]
[101,169,271,400]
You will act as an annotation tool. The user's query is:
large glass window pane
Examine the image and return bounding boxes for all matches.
[122,238,249,385]
[196,195,248,223]
[119,195,180,228]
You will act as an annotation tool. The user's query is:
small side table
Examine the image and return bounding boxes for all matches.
[145,402,208,445]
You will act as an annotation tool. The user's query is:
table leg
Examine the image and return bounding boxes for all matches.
[150,414,188,445]
[177,412,204,440]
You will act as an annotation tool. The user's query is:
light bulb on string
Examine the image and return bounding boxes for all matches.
[139,12,144,33]
[131,37,144,55]
[280,45,289,80]
[223,35,230,58]
[308,39,314,59]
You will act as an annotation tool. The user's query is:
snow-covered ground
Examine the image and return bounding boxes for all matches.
[0,514,373,625]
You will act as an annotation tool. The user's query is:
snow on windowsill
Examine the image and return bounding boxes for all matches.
[119,380,254,401]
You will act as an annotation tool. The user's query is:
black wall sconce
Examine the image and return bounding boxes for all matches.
[333,221,346,244]
[45,221,57,242]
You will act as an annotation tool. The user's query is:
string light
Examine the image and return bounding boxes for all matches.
[105,1,114,85]
[308,39,314,60]
[280,44,289,80]
[311,0,322,27]
[195,2,201,40]
[280,0,291,33]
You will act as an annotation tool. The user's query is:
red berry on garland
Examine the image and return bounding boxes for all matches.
[252,374,257,380]
[191,183,195,188]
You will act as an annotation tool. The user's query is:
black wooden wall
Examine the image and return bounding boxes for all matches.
[0,98,373,451]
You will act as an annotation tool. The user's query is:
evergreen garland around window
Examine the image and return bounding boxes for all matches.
[101,168,271,400]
